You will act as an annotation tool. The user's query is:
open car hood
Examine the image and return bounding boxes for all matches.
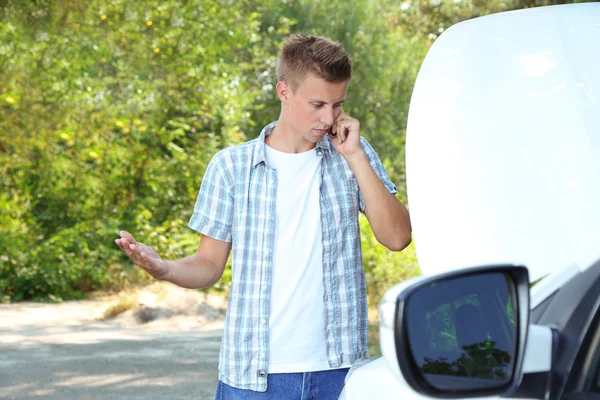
[406,4,600,282]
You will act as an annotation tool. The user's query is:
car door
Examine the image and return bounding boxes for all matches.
[512,257,600,400]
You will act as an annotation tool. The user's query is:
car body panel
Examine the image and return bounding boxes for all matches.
[405,3,600,282]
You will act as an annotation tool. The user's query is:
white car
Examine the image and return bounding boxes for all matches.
[342,3,600,399]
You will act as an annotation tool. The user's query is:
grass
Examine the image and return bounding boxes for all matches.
[93,281,171,320]
[94,279,227,321]
[101,293,139,319]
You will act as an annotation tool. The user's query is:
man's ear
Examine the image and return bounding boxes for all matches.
[276,81,291,104]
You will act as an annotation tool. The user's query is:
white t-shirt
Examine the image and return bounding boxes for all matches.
[265,144,337,373]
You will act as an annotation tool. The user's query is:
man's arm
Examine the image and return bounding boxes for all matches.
[345,152,412,251]
[116,231,231,289]
[330,111,412,251]
[162,234,231,288]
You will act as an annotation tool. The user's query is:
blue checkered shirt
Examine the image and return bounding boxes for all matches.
[188,121,397,391]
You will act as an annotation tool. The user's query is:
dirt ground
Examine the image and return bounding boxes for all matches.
[0,284,226,400]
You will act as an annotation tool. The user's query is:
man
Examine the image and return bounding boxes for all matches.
[115,34,411,399]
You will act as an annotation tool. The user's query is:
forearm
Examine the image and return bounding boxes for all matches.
[346,151,412,251]
[162,253,225,289]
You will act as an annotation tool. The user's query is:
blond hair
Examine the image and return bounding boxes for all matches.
[276,34,352,92]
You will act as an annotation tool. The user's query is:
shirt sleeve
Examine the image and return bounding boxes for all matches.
[188,151,234,242]
[359,136,398,213]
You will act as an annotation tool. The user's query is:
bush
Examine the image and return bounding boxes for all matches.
[360,213,421,309]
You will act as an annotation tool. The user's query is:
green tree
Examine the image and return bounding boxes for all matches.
[0,0,284,301]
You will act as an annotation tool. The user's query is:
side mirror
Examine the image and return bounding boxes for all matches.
[380,265,530,398]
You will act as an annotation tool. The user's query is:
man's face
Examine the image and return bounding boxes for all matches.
[284,73,349,144]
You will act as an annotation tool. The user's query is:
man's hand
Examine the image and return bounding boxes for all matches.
[330,111,362,158]
[328,112,412,251]
[115,230,170,280]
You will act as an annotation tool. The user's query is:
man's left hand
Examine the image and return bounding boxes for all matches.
[330,111,362,157]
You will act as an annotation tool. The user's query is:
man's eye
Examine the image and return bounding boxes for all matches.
[312,103,324,108]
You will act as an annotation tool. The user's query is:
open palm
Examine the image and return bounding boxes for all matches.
[115,231,169,280]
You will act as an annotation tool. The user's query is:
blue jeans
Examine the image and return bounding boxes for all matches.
[215,368,350,400]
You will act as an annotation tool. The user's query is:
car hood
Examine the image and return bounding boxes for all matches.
[405,3,600,282]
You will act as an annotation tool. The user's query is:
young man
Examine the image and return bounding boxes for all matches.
[115,34,411,399]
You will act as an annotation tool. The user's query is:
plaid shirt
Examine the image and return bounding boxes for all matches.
[188,121,397,391]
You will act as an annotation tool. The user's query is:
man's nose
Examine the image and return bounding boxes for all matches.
[321,107,335,126]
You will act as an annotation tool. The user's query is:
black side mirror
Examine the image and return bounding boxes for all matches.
[382,265,529,398]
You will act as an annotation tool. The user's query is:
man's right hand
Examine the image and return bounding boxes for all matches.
[115,230,170,280]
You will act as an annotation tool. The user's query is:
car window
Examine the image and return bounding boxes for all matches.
[578,316,600,393]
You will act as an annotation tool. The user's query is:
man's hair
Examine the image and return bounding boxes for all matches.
[276,34,352,92]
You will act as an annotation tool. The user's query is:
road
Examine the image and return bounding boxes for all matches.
[0,300,224,400]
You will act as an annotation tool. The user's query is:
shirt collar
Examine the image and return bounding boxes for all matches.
[252,121,334,168]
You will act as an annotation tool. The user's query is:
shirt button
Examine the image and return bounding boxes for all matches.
[258,370,267,378]
[260,353,265,359]
[269,179,275,185]
[261,319,267,325]
[262,285,267,291]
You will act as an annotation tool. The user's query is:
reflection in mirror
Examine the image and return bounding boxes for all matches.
[405,272,517,392]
